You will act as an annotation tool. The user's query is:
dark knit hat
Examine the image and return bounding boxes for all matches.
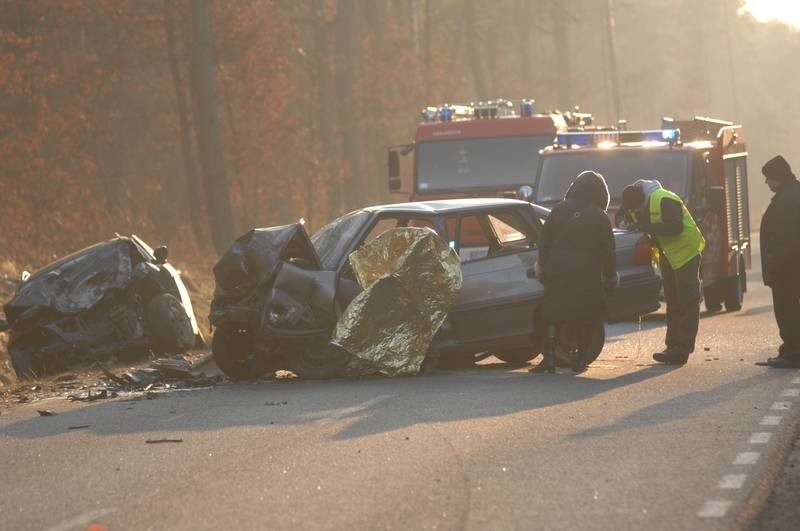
[622,183,645,211]
[762,155,795,182]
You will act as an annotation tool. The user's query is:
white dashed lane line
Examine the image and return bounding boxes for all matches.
[749,432,772,444]
[733,452,761,465]
[698,500,733,518]
[718,474,747,489]
[698,372,799,519]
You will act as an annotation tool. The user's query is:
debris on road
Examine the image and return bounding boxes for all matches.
[2,236,203,378]
[37,409,56,416]
[265,401,287,406]
[67,424,91,430]
[145,438,183,444]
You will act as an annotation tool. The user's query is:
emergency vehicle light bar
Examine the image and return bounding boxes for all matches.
[555,129,681,148]
[420,99,535,122]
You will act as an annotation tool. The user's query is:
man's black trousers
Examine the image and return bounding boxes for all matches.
[660,254,701,354]
[771,283,800,359]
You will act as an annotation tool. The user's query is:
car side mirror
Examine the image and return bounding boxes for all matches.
[517,185,535,202]
[154,245,169,264]
[708,186,725,212]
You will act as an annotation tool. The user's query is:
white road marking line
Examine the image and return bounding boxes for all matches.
[718,474,747,490]
[792,377,800,384]
[698,500,732,518]
[781,388,800,397]
[770,401,791,410]
[315,395,394,425]
[749,432,772,444]
[734,452,760,465]
[761,415,783,426]
[45,508,117,531]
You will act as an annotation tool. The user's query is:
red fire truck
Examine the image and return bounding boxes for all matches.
[387,99,584,199]
[533,117,751,312]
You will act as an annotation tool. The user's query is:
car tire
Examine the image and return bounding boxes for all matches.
[212,328,273,380]
[494,349,537,365]
[288,340,350,379]
[8,341,36,379]
[554,322,606,368]
[145,294,195,353]
[723,268,745,312]
[703,283,723,313]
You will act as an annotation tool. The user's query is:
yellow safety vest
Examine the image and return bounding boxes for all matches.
[638,188,705,269]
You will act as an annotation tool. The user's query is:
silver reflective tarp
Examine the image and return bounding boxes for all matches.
[334,227,462,377]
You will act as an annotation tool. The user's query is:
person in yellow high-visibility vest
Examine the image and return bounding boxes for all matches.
[620,179,705,365]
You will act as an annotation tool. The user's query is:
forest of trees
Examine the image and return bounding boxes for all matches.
[1,0,798,270]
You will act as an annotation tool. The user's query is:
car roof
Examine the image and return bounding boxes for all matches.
[360,198,531,215]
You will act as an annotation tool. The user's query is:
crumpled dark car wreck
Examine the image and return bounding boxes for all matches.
[209,223,462,380]
[1,235,202,378]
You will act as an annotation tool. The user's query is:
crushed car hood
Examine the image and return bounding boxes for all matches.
[4,239,135,324]
[210,224,323,328]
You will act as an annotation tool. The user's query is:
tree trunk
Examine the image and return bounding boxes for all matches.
[464,0,488,100]
[164,0,206,246]
[189,0,234,253]
[314,0,340,216]
[604,0,622,121]
[334,0,361,211]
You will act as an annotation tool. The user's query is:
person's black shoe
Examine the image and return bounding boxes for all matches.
[766,356,800,369]
[653,349,690,365]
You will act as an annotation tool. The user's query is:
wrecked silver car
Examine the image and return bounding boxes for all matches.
[210,198,661,379]
[1,236,201,377]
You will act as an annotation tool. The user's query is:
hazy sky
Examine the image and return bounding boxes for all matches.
[740,0,800,28]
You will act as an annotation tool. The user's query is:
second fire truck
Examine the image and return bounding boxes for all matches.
[533,117,751,312]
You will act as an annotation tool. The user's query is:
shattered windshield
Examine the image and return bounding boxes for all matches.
[311,210,371,270]
[536,150,690,205]
[416,135,552,194]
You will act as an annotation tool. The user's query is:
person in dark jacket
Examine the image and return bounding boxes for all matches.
[759,155,800,368]
[619,179,705,365]
[531,171,618,374]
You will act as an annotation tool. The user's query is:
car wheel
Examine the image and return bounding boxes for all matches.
[145,294,195,353]
[723,268,745,312]
[289,340,350,379]
[703,283,723,313]
[554,323,605,368]
[494,349,537,365]
[212,328,274,380]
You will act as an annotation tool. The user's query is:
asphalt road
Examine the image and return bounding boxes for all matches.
[2,253,799,531]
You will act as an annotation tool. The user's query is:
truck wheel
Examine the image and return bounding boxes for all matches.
[146,294,195,353]
[703,284,723,313]
[554,323,605,368]
[723,271,745,312]
[212,328,272,380]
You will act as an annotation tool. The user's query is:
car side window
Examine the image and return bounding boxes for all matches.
[486,210,536,250]
[444,215,492,262]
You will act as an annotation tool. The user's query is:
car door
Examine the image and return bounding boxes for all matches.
[444,206,544,348]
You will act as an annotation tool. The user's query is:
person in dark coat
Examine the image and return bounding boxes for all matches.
[759,155,800,368]
[531,171,618,373]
